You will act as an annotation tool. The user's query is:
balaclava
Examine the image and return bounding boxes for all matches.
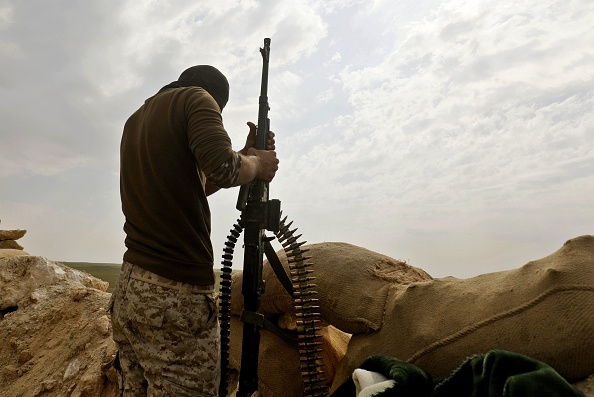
[159,65,229,111]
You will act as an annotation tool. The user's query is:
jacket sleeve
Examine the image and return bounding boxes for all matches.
[185,87,235,176]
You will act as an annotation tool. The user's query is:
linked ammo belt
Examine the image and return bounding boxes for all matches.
[129,265,214,293]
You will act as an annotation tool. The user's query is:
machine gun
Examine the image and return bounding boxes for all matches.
[235,37,283,397]
[219,38,327,397]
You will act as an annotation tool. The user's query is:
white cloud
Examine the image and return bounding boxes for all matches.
[324,52,342,67]
[329,0,594,201]
[272,0,594,276]
[84,0,328,99]
[310,0,366,14]
[316,88,334,103]
[2,0,593,278]
[0,2,13,30]
[0,201,125,263]
[0,143,89,178]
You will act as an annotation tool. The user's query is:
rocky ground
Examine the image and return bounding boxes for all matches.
[0,254,118,397]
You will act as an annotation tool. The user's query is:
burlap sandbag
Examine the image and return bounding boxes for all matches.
[332,235,594,392]
[226,242,430,396]
[230,242,432,334]
[226,315,350,397]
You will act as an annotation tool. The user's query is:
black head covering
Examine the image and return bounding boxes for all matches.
[159,65,229,111]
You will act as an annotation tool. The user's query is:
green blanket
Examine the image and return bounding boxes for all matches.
[331,350,586,397]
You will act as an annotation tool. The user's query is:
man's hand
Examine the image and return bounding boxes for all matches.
[240,121,275,153]
[247,147,278,183]
[234,121,279,185]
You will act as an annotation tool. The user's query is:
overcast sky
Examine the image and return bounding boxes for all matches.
[1,0,592,278]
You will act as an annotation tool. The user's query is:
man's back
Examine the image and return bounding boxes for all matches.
[120,87,233,286]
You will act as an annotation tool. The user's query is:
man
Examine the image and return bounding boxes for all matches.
[110,65,279,396]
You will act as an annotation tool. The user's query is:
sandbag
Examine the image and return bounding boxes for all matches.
[230,242,432,334]
[226,315,350,397]
[333,235,594,391]
[227,241,430,396]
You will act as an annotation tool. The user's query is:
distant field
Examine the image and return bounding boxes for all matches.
[63,262,121,292]
[62,262,225,293]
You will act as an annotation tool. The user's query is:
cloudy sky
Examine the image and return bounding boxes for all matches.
[1,0,592,278]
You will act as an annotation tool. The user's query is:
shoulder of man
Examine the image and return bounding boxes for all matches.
[161,86,222,114]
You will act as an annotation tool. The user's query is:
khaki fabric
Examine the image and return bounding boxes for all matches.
[226,315,350,397]
[226,241,430,396]
[230,242,432,334]
[333,235,594,391]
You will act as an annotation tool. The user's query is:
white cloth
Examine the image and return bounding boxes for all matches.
[352,368,396,397]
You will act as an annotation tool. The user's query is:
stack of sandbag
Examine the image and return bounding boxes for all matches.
[332,235,594,393]
[226,242,433,397]
[0,228,29,258]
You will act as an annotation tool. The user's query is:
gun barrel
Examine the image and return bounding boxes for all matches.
[255,38,271,151]
[236,37,271,211]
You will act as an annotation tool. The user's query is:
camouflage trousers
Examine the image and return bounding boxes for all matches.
[110,262,220,396]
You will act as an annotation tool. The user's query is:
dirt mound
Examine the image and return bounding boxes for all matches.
[0,255,118,397]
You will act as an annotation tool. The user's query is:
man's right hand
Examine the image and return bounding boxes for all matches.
[247,147,278,183]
